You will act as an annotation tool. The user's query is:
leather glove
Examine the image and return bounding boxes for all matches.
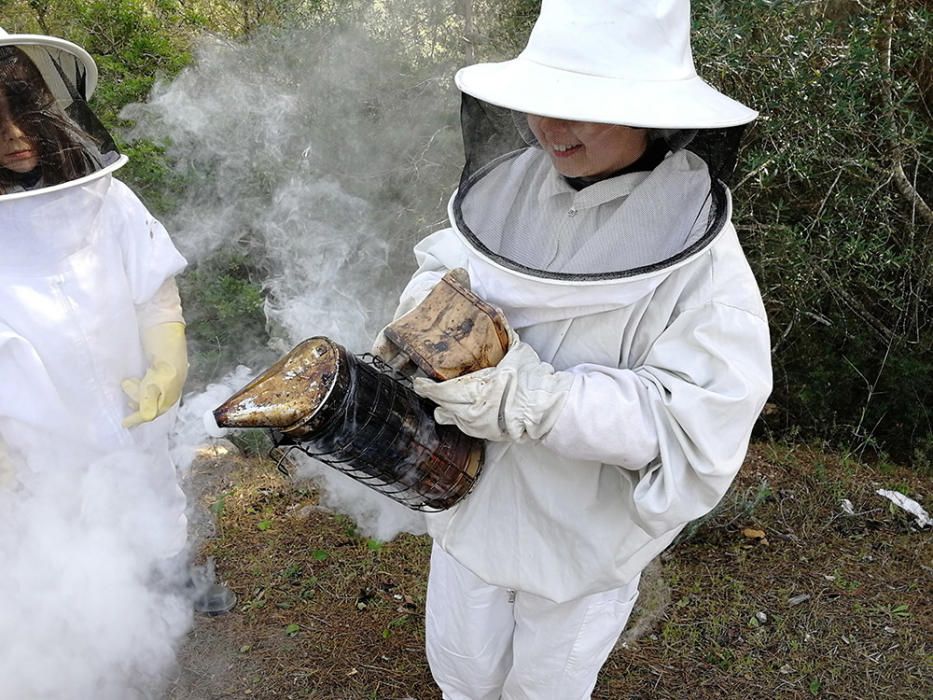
[122,322,189,428]
[412,329,573,442]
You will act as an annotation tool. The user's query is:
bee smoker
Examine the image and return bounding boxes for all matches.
[212,269,508,512]
[213,337,484,511]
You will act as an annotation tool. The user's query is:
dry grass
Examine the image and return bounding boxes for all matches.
[168,442,932,699]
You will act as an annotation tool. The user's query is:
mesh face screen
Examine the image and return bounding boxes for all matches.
[0,45,118,193]
[453,95,742,280]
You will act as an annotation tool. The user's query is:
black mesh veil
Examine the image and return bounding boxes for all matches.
[453,94,749,281]
[0,42,119,193]
[40,46,118,158]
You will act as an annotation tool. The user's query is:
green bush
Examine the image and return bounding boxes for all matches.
[177,250,270,391]
[706,0,932,464]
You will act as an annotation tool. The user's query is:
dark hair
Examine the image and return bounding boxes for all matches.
[0,46,101,193]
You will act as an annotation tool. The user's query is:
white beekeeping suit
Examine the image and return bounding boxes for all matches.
[376,1,773,698]
[0,28,197,699]
[0,28,187,516]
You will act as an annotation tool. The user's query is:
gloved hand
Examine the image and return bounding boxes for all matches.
[0,438,14,489]
[412,329,573,442]
[122,322,189,428]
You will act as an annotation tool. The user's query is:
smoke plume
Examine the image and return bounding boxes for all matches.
[124,24,463,540]
[0,427,192,699]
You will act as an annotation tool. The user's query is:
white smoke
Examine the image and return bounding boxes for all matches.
[0,368,300,699]
[123,26,460,352]
[0,430,193,699]
[170,364,257,467]
[288,457,428,541]
[123,26,461,541]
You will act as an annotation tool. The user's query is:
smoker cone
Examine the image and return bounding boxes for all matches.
[212,337,342,436]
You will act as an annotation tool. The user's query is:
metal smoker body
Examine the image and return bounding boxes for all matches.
[213,337,484,511]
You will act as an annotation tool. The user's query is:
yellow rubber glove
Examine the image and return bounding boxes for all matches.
[122,322,189,428]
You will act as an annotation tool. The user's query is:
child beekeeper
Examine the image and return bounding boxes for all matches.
[375,1,773,698]
[0,29,217,605]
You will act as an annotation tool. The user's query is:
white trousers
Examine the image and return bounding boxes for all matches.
[425,543,640,700]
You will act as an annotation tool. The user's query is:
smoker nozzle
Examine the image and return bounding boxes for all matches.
[212,337,340,436]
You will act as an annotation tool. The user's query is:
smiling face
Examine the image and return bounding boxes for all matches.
[526,114,649,178]
[0,88,39,174]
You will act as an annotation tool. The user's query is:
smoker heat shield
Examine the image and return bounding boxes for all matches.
[383,268,510,381]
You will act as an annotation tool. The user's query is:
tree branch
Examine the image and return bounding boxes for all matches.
[815,267,895,345]
[879,0,933,228]
[892,160,933,227]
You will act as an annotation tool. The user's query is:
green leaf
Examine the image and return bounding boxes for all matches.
[210,494,226,516]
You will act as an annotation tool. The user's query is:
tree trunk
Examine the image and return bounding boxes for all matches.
[461,0,475,64]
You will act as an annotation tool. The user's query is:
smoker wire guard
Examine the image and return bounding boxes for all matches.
[265,351,485,513]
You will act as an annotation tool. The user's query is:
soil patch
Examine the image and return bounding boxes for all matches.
[167,442,932,699]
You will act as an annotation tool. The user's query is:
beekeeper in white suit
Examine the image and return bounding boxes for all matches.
[375,1,773,697]
[0,29,188,560]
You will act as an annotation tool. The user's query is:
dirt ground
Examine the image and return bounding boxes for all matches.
[166,442,932,700]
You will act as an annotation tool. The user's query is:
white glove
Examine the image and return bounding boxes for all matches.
[412,331,573,442]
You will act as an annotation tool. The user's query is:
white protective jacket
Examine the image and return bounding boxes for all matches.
[0,168,187,534]
[398,149,773,603]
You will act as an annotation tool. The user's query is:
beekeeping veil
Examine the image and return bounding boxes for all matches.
[452,0,758,278]
[0,28,124,198]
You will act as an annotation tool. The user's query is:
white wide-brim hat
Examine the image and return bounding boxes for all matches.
[0,27,99,104]
[456,0,757,129]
